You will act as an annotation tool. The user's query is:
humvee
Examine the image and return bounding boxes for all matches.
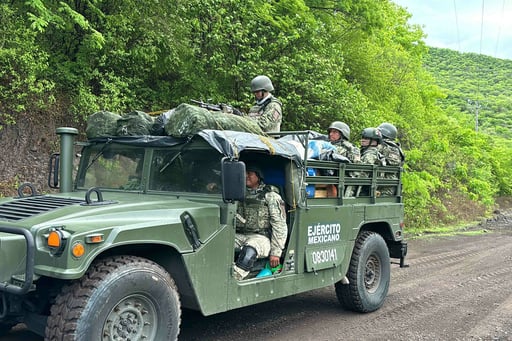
[0,127,407,340]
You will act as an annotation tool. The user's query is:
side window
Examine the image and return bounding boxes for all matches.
[149,150,222,193]
[185,152,222,193]
[149,150,187,191]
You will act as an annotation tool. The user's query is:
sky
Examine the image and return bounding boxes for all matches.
[392,0,512,60]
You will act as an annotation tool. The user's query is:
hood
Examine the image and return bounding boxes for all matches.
[0,192,219,229]
[0,195,85,221]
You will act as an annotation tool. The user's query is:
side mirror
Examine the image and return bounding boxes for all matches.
[221,158,245,202]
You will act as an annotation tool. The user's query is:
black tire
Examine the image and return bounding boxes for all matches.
[335,231,390,312]
[45,255,181,341]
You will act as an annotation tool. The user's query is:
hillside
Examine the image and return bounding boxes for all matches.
[1,1,511,230]
[424,48,512,139]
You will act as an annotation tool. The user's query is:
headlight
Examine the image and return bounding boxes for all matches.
[47,228,68,256]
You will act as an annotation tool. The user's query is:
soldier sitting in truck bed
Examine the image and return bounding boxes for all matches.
[233,165,288,280]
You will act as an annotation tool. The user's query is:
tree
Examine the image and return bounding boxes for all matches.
[0,3,54,127]
[2,0,511,229]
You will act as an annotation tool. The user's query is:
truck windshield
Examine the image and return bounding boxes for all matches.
[77,144,144,190]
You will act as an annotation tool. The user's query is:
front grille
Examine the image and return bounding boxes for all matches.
[0,196,84,221]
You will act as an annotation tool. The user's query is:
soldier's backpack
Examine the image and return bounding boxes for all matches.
[116,110,154,136]
[86,111,122,139]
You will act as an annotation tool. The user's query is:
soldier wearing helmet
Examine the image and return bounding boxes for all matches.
[247,75,283,132]
[377,122,405,167]
[377,123,405,196]
[327,121,360,163]
[360,127,384,165]
[233,164,287,280]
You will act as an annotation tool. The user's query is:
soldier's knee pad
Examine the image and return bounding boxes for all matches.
[236,246,258,271]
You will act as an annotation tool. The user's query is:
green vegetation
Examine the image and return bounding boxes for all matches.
[1,0,511,230]
[405,220,489,239]
[425,48,512,139]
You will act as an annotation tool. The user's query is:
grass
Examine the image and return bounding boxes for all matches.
[405,196,512,240]
[404,220,491,240]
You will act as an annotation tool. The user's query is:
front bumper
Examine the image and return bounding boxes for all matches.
[0,226,35,295]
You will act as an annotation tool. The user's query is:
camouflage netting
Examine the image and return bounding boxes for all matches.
[86,104,263,138]
[116,110,154,136]
[165,103,264,137]
[85,111,123,139]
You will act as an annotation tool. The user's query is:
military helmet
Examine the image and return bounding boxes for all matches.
[361,127,382,142]
[328,121,351,140]
[378,122,397,140]
[245,164,264,181]
[251,75,274,92]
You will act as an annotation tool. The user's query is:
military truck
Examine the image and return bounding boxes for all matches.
[0,127,407,340]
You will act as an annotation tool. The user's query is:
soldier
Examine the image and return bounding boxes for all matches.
[360,127,384,165]
[327,121,360,163]
[327,121,360,196]
[358,127,386,197]
[233,165,288,280]
[247,75,283,132]
[378,123,405,196]
[378,122,405,167]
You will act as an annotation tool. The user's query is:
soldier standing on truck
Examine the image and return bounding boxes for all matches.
[233,165,288,280]
[247,75,283,132]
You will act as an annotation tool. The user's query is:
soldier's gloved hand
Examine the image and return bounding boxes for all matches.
[269,255,280,268]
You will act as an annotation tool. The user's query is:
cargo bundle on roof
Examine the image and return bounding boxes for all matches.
[164,103,263,137]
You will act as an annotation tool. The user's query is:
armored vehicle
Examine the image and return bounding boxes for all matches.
[0,127,407,340]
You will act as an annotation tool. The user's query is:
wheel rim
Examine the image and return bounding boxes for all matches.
[103,294,157,341]
[365,254,381,293]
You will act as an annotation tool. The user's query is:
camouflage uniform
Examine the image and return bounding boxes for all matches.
[330,139,361,196]
[379,140,404,167]
[378,140,405,196]
[234,183,287,279]
[361,145,384,165]
[331,139,361,163]
[247,96,282,133]
[327,121,360,196]
[358,144,385,197]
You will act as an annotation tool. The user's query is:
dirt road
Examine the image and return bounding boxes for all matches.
[3,212,512,341]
